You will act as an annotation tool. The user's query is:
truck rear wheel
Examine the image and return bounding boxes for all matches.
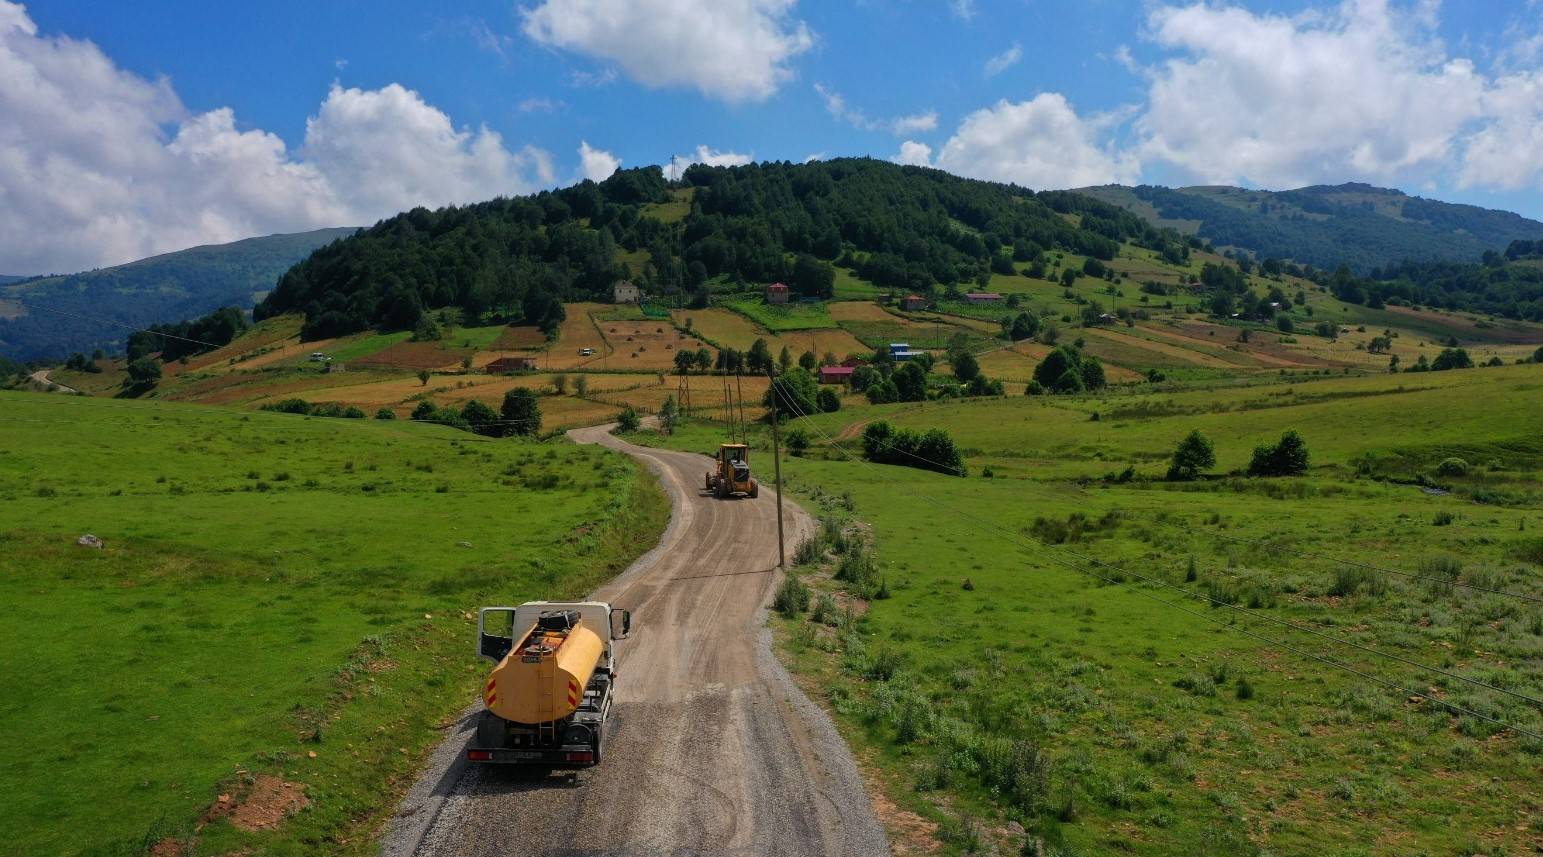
[591,727,604,765]
[475,711,509,749]
[749,481,759,498]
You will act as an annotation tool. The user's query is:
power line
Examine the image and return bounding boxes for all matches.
[771,389,1543,739]
[10,300,230,352]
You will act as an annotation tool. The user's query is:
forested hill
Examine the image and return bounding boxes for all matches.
[0,227,356,360]
[1077,183,1543,273]
[256,158,1188,339]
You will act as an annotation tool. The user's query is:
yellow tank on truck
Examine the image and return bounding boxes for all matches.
[482,619,604,724]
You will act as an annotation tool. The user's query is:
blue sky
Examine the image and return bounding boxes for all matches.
[4,0,1542,273]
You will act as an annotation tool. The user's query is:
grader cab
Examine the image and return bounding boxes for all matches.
[705,443,758,499]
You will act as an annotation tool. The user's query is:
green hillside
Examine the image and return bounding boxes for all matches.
[1078,183,1543,272]
[0,228,356,361]
[254,158,1189,340]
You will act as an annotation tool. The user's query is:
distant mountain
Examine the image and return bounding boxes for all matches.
[0,227,356,360]
[0,275,34,286]
[1075,183,1543,273]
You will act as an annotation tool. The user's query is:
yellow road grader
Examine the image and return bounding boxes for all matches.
[705,443,758,499]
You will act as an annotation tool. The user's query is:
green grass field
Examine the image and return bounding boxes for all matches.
[635,361,1543,855]
[0,392,667,856]
[325,330,412,364]
[723,298,837,331]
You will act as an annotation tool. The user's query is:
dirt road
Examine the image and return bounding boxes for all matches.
[27,370,78,393]
[382,427,888,857]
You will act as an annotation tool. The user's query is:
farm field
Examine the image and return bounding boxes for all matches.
[0,391,668,856]
[723,298,837,331]
[631,361,1543,856]
[673,306,871,359]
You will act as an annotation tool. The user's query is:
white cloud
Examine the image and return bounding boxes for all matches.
[577,140,621,182]
[815,83,937,135]
[892,141,933,167]
[517,96,561,112]
[662,145,754,180]
[569,68,617,88]
[303,83,552,217]
[948,0,976,21]
[1458,70,1543,190]
[521,0,813,103]
[1136,1,1487,188]
[933,94,1138,189]
[0,2,553,273]
[804,152,825,163]
[984,43,1021,77]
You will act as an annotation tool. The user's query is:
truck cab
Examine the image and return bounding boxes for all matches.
[469,601,630,766]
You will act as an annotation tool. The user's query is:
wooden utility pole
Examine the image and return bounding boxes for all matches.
[767,366,785,569]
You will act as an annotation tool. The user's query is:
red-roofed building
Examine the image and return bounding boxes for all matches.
[900,294,927,312]
[766,282,790,304]
[819,365,856,385]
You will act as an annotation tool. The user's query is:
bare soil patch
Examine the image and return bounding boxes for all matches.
[202,775,309,832]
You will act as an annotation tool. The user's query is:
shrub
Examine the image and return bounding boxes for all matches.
[793,535,823,565]
[773,574,810,617]
[374,407,396,419]
[860,421,965,475]
[786,428,810,456]
[1435,457,1470,477]
[816,387,841,413]
[1432,510,1454,526]
[1431,348,1473,371]
[342,406,366,419]
[615,407,640,433]
[1507,537,1543,565]
[1166,430,1216,481]
[1329,566,1387,597]
[1248,430,1309,477]
[461,399,500,436]
[500,388,541,436]
[1031,345,1105,392]
[1235,677,1255,700]
[410,400,437,421]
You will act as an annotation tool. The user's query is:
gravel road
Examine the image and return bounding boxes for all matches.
[380,426,889,857]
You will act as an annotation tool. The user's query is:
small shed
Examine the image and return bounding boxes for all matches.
[612,280,641,304]
[766,282,790,304]
[486,356,537,373]
[965,292,1003,304]
[819,366,856,385]
[900,294,927,312]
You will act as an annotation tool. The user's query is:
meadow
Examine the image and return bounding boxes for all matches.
[0,392,667,856]
[634,361,1543,856]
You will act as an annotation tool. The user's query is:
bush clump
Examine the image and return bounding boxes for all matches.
[1166,430,1216,481]
[861,421,965,476]
[773,574,810,617]
[1248,430,1310,477]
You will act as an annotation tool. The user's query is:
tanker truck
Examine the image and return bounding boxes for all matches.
[467,600,631,766]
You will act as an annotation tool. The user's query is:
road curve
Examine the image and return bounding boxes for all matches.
[28,370,78,393]
[381,427,889,857]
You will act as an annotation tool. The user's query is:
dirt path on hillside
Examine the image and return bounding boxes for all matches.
[27,370,78,393]
[381,429,888,857]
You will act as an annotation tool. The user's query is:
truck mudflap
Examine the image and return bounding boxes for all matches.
[466,745,598,766]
